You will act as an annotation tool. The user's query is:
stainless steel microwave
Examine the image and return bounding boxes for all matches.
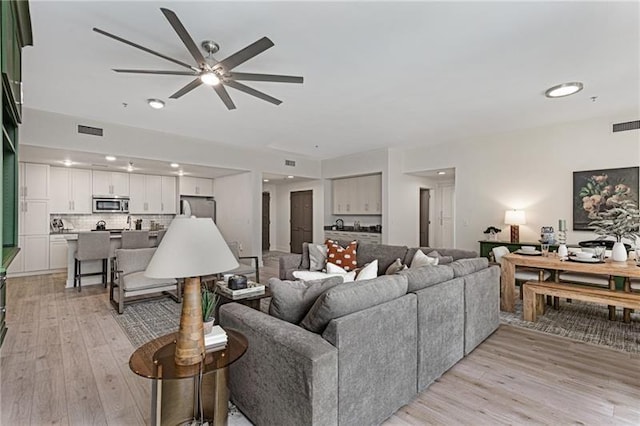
[93,197,129,213]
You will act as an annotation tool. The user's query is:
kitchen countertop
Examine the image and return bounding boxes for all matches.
[56,229,162,240]
[324,226,381,234]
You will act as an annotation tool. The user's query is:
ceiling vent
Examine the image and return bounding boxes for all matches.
[78,125,104,136]
[612,120,640,133]
[285,159,296,167]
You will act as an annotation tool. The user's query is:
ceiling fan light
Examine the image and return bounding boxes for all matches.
[200,72,220,86]
[544,82,583,98]
[147,98,165,109]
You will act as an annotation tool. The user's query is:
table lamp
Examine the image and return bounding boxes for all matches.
[145,217,238,366]
[504,209,526,243]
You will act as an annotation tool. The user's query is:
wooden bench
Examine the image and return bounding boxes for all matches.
[522,281,640,323]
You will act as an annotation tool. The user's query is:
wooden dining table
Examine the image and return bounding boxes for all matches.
[500,252,640,313]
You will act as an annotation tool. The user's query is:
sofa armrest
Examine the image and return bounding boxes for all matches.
[220,303,338,426]
[279,254,302,279]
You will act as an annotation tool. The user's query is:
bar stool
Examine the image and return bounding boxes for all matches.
[74,232,111,292]
[154,229,167,247]
[121,230,150,249]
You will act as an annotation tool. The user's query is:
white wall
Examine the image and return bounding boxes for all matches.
[273,180,326,252]
[403,111,640,251]
[213,172,256,257]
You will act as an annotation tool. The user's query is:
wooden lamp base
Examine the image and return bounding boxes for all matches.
[175,276,205,366]
[510,225,520,243]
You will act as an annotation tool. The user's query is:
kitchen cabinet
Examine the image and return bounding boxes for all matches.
[21,200,48,235]
[332,174,382,215]
[130,174,163,214]
[50,167,92,213]
[20,162,49,200]
[179,176,213,197]
[23,235,49,272]
[6,236,24,274]
[93,170,130,196]
[49,235,68,270]
[161,176,177,214]
[325,231,381,245]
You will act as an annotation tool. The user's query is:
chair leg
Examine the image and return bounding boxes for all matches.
[118,282,124,314]
[74,259,78,288]
[102,258,108,287]
[77,260,82,292]
[553,296,559,310]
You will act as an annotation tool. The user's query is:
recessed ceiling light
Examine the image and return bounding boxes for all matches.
[170,163,180,168]
[200,72,220,86]
[178,170,184,176]
[287,175,294,179]
[105,155,117,162]
[544,82,584,98]
[127,162,134,172]
[263,179,269,182]
[63,160,73,167]
[437,171,446,175]
[147,98,165,109]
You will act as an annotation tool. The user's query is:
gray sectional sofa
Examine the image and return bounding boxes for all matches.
[219,242,500,426]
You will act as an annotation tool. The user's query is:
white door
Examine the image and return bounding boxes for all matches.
[92,170,112,195]
[49,167,71,214]
[24,235,50,272]
[435,183,455,248]
[145,175,163,213]
[161,176,177,214]
[111,172,130,196]
[24,163,49,200]
[23,200,49,236]
[71,169,92,213]
[129,174,146,214]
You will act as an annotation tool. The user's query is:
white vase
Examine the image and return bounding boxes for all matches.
[611,242,627,262]
[557,244,568,258]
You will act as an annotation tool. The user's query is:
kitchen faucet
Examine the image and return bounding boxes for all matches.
[126,215,132,230]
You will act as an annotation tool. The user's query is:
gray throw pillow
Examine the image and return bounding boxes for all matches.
[308,244,328,272]
[385,258,408,275]
[300,275,409,333]
[268,276,343,324]
[427,250,454,265]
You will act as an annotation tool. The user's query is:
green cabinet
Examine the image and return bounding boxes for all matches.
[0,0,32,348]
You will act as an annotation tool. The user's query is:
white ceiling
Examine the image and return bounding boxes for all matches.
[23,1,639,160]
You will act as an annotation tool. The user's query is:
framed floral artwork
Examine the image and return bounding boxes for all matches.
[573,166,639,231]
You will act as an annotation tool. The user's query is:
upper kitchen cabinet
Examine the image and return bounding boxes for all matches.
[161,176,177,214]
[129,174,162,214]
[92,170,129,197]
[179,176,213,197]
[332,174,382,215]
[21,162,49,200]
[50,167,92,214]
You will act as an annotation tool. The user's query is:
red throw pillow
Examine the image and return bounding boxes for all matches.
[325,239,358,271]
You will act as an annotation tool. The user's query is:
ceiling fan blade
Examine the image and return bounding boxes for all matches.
[93,27,196,71]
[224,81,282,106]
[160,8,207,67]
[169,78,203,99]
[228,72,303,84]
[113,69,196,76]
[217,37,274,71]
[212,85,236,110]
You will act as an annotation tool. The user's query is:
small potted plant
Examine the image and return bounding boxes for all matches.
[483,226,502,241]
[201,286,219,334]
[588,199,640,262]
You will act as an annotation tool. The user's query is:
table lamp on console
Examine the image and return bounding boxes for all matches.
[145,216,238,366]
[504,209,526,243]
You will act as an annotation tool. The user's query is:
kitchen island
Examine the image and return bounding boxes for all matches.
[62,231,160,288]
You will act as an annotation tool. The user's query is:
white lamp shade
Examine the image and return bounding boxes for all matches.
[145,217,239,279]
[504,209,526,225]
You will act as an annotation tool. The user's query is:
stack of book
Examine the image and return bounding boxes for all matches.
[204,325,228,351]
[216,281,265,300]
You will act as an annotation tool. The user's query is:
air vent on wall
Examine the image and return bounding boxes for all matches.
[285,159,296,167]
[612,120,640,133]
[78,125,104,136]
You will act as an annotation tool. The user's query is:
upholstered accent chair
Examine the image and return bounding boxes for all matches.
[220,241,260,283]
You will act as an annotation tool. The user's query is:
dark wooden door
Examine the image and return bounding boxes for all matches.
[419,188,430,247]
[290,190,313,254]
[262,192,270,251]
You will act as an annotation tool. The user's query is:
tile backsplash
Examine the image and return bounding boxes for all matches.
[52,214,175,231]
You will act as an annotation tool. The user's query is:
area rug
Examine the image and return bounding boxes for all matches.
[500,299,640,353]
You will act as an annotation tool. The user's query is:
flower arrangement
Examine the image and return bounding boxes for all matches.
[588,199,640,242]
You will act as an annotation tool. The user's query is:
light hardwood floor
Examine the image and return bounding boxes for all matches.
[2,260,639,425]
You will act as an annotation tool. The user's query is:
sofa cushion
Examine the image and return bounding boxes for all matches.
[426,250,454,265]
[398,265,455,292]
[357,243,409,276]
[404,247,478,264]
[293,270,356,283]
[450,257,489,277]
[308,243,328,271]
[122,271,177,291]
[268,276,344,324]
[410,249,439,268]
[386,258,408,275]
[300,275,409,333]
[326,239,358,271]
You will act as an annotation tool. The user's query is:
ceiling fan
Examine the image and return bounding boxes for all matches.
[93,8,303,110]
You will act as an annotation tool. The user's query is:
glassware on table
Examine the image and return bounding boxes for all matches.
[594,246,606,261]
[540,243,550,256]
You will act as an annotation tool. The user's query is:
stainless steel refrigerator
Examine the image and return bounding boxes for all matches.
[180,196,216,222]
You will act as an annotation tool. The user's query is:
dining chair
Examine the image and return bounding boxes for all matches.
[74,231,111,292]
[493,246,551,299]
